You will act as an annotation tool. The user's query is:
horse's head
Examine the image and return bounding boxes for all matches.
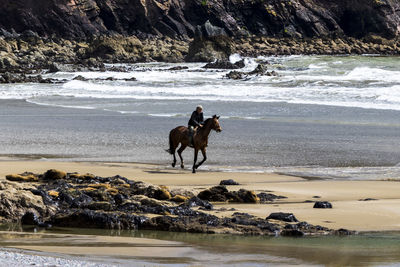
[211,115,222,132]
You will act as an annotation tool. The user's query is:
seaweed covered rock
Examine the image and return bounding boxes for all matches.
[197,186,259,203]
[198,185,229,202]
[43,169,66,180]
[0,170,351,236]
[6,173,38,182]
[85,36,143,62]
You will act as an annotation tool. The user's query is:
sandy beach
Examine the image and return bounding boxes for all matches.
[1,159,400,232]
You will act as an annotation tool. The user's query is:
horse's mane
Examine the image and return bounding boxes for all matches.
[204,118,212,124]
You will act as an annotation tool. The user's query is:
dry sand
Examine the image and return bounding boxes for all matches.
[1,159,400,232]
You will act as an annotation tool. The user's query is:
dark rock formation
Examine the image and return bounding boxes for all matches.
[313,201,333,209]
[281,229,304,237]
[0,73,64,84]
[197,185,259,203]
[226,64,278,80]
[219,179,240,185]
[266,212,299,222]
[204,59,245,69]
[257,192,287,203]
[359,198,378,201]
[0,170,352,236]
[186,21,235,62]
[0,0,398,40]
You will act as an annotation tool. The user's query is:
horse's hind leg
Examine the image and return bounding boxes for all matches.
[178,145,187,169]
[171,149,177,167]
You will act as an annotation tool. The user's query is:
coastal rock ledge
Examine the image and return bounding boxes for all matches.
[0,170,354,236]
[0,0,399,39]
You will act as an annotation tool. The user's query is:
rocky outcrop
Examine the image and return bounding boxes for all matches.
[0,170,354,236]
[186,21,235,62]
[226,63,278,80]
[0,0,399,39]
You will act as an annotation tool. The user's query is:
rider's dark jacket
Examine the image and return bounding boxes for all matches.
[188,111,204,127]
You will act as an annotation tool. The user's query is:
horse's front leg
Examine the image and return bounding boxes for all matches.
[192,148,199,173]
[195,147,207,170]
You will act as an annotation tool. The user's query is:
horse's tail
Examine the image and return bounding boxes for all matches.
[165,130,174,154]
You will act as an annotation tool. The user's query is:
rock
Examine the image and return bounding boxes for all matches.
[334,228,355,235]
[225,71,244,80]
[0,170,353,236]
[359,198,378,201]
[198,185,228,202]
[0,0,398,40]
[234,189,259,203]
[186,21,235,62]
[43,169,67,180]
[203,60,245,69]
[51,210,148,230]
[266,212,299,222]
[168,66,189,71]
[219,179,240,185]
[257,192,287,203]
[313,201,333,209]
[281,229,304,237]
[185,196,213,210]
[248,64,268,75]
[6,173,38,182]
[73,75,89,81]
[170,195,187,203]
[0,181,52,222]
[21,211,41,225]
[124,77,137,81]
[85,36,143,62]
[225,70,245,80]
[86,201,113,211]
[198,186,261,203]
[154,187,171,200]
[225,64,276,80]
[48,63,61,73]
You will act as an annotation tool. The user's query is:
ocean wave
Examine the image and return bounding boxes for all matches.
[1,55,400,113]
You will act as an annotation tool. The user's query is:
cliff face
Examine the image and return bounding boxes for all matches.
[0,0,399,39]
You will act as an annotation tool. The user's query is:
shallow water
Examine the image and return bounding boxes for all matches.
[1,226,400,266]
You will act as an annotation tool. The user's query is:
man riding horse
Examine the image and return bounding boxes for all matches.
[167,106,222,173]
[188,105,204,145]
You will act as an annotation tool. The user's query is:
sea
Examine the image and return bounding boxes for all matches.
[0,55,400,180]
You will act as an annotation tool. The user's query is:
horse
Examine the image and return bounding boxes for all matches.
[166,115,222,173]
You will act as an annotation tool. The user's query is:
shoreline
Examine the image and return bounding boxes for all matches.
[0,160,400,232]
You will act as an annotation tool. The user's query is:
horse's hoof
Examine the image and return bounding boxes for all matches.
[192,169,196,174]
[181,165,184,169]
[172,163,176,168]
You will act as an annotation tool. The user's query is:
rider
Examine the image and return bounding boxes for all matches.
[188,105,204,143]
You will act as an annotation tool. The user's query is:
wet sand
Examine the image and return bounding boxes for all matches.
[1,159,400,232]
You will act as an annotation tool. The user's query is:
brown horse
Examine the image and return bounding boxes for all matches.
[166,115,222,173]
